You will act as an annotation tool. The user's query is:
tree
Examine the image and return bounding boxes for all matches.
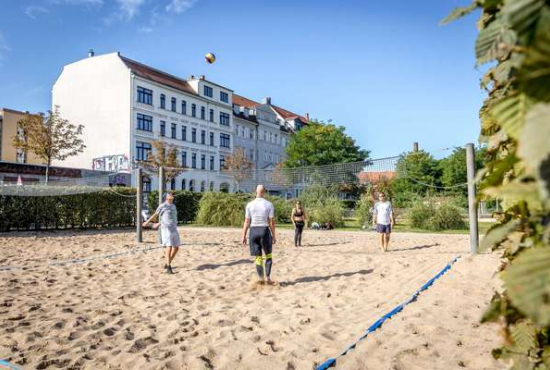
[438,146,486,195]
[445,1,550,367]
[392,150,441,199]
[221,147,253,192]
[12,107,85,184]
[140,139,184,190]
[284,121,369,168]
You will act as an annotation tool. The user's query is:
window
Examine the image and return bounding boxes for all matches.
[171,97,176,112]
[182,100,187,115]
[275,134,278,144]
[160,94,166,109]
[209,132,214,146]
[210,155,214,170]
[137,113,153,131]
[250,130,254,139]
[263,131,267,141]
[191,128,197,143]
[220,133,230,148]
[191,153,197,168]
[137,86,152,105]
[191,104,196,117]
[209,182,214,191]
[160,120,166,136]
[220,91,228,103]
[241,126,245,137]
[220,112,230,126]
[201,154,206,170]
[250,150,254,161]
[219,155,226,169]
[220,182,230,193]
[171,123,177,138]
[235,124,239,135]
[189,180,195,192]
[270,132,273,142]
[142,176,151,193]
[181,151,187,167]
[201,130,206,145]
[201,106,205,120]
[200,180,206,192]
[209,109,214,122]
[182,126,187,141]
[204,85,213,98]
[181,179,186,190]
[136,141,152,161]
[170,178,175,190]
[16,149,26,164]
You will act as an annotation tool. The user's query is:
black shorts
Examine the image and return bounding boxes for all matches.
[249,227,272,256]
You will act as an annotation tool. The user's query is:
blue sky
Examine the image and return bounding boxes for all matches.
[0,0,483,159]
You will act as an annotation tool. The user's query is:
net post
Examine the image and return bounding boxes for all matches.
[158,166,164,206]
[136,167,143,243]
[466,143,479,254]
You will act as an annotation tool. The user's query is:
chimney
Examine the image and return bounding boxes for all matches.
[262,97,271,105]
[199,75,205,80]
[304,112,310,121]
[413,142,419,152]
[189,75,195,79]
[88,49,95,58]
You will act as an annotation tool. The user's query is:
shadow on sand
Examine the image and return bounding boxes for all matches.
[280,268,374,287]
[195,258,250,271]
[389,243,440,252]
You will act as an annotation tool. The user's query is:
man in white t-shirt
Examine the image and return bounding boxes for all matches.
[241,185,277,284]
[372,192,394,252]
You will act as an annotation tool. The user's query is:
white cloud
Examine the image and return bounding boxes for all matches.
[51,0,103,5]
[25,6,50,19]
[0,32,11,66]
[165,0,197,14]
[116,0,146,20]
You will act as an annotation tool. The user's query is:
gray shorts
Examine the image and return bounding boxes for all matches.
[376,224,391,234]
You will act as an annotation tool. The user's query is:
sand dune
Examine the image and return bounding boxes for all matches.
[0,227,505,369]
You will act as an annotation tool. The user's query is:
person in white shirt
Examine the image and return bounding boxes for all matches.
[241,185,277,284]
[372,192,394,252]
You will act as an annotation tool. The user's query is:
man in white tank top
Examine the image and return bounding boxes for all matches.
[241,185,277,284]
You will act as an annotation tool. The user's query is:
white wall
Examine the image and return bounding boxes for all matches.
[52,53,131,169]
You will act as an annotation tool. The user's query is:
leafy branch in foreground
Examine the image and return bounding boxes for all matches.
[444,0,550,368]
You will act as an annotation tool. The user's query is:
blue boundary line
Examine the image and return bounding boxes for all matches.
[0,245,165,272]
[315,255,461,370]
[0,359,21,370]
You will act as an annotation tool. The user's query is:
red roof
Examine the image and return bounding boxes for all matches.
[272,105,308,123]
[120,56,197,96]
[357,171,397,184]
[232,94,260,108]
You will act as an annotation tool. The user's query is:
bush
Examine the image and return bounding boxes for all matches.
[0,187,137,231]
[266,195,294,224]
[147,190,202,224]
[356,193,373,227]
[298,185,345,227]
[196,192,251,226]
[408,198,466,231]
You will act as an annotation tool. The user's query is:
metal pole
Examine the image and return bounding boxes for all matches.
[158,166,164,207]
[466,143,479,254]
[136,168,142,243]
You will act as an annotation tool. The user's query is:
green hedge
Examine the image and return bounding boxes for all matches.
[0,187,137,231]
[408,198,467,231]
[147,190,203,224]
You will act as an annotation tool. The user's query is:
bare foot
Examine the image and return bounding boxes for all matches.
[266,279,278,286]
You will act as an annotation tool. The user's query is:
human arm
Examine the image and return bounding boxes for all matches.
[142,211,159,227]
[269,217,277,244]
[241,217,251,246]
[372,203,378,226]
[290,209,296,225]
[390,204,395,228]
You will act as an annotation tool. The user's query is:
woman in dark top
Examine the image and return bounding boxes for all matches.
[291,201,308,247]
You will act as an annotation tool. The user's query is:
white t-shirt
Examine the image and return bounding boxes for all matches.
[374,201,393,225]
[245,198,275,227]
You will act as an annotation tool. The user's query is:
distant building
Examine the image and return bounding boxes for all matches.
[0,108,43,165]
[357,170,397,184]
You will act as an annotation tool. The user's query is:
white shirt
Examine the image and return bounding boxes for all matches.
[245,197,275,227]
[374,201,393,225]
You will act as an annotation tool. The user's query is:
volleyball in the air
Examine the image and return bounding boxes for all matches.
[205,53,216,64]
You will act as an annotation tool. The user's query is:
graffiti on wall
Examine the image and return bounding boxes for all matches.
[92,154,129,172]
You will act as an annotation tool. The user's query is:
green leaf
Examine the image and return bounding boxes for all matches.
[476,18,517,64]
[518,103,550,201]
[481,293,503,323]
[491,94,533,140]
[510,320,538,353]
[503,0,545,42]
[481,219,521,250]
[441,1,479,25]
[484,180,543,210]
[517,6,550,102]
[504,247,550,326]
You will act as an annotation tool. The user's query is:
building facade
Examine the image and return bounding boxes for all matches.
[52,52,234,194]
[0,108,42,165]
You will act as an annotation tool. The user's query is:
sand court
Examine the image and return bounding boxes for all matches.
[0,227,504,369]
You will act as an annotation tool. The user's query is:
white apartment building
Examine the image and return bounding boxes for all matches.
[52,51,234,194]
